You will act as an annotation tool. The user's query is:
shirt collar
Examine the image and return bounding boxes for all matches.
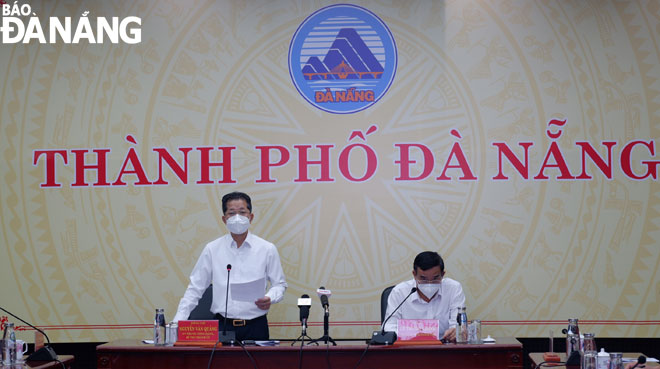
[229,232,253,249]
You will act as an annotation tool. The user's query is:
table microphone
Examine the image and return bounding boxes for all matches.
[370,287,417,345]
[312,287,336,346]
[298,294,311,331]
[0,306,58,361]
[631,355,646,369]
[217,264,236,345]
[317,287,331,312]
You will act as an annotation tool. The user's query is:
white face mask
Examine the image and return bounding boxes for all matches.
[417,282,441,299]
[226,214,250,235]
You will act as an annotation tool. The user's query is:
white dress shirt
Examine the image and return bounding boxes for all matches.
[383,277,465,336]
[173,232,287,322]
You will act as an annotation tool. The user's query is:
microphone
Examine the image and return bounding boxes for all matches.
[370,287,417,345]
[298,294,311,325]
[317,287,331,311]
[217,264,236,345]
[0,306,58,361]
[631,355,646,369]
[297,294,311,334]
[310,287,336,345]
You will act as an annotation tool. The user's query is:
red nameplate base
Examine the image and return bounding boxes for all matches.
[393,339,443,346]
[174,320,219,346]
[543,352,561,362]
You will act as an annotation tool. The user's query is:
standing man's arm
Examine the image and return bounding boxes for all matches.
[173,246,213,322]
[255,244,287,310]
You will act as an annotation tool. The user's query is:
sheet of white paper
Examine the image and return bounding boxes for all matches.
[231,277,266,302]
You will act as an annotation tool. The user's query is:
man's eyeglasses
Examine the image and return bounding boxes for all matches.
[417,276,442,284]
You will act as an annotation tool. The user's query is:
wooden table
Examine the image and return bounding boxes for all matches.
[529,352,659,368]
[20,355,75,369]
[97,338,522,369]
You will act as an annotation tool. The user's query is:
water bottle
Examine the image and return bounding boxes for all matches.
[565,318,581,355]
[456,307,468,343]
[460,307,468,343]
[582,333,597,369]
[455,310,462,342]
[2,322,17,365]
[154,309,166,346]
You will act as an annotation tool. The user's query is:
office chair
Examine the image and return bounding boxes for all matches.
[187,285,215,320]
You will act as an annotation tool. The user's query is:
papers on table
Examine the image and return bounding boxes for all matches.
[622,357,659,363]
[231,277,266,302]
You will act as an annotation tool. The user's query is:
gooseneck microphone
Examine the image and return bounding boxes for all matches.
[370,287,417,345]
[0,306,58,361]
[217,264,236,345]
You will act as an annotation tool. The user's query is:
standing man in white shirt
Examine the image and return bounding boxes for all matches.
[173,191,288,341]
[384,251,465,342]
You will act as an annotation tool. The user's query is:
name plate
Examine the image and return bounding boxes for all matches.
[397,319,440,341]
[176,320,218,344]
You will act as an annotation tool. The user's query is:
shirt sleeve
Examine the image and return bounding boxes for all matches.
[447,281,466,328]
[264,244,287,304]
[172,245,213,322]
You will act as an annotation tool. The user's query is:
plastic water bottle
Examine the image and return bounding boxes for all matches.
[154,309,166,346]
[456,307,468,343]
[565,318,580,355]
[460,307,468,342]
[582,333,597,369]
[455,310,462,342]
[2,322,17,365]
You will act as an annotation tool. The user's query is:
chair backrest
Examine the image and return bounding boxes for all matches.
[380,285,395,323]
[187,285,215,320]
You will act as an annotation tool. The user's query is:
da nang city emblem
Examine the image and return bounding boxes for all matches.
[288,4,397,114]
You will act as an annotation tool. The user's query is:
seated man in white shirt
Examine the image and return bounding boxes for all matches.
[384,251,465,342]
[172,191,288,341]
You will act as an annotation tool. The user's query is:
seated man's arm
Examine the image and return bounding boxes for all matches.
[441,280,466,342]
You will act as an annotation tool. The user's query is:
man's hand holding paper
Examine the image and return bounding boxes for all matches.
[231,277,270,309]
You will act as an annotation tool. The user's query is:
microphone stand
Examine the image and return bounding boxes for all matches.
[217,265,236,345]
[291,318,315,346]
[309,306,336,346]
[0,307,58,361]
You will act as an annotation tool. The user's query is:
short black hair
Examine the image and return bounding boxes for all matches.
[413,251,444,272]
[221,192,252,214]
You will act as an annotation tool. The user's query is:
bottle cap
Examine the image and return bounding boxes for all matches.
[482,335,496,343]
